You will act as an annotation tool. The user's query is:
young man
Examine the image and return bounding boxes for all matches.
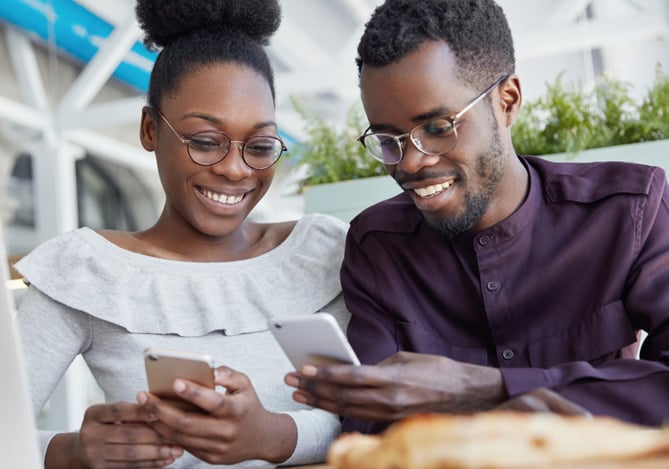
[286,0,669,434]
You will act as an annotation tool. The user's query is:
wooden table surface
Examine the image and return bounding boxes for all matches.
[293,457,669,468]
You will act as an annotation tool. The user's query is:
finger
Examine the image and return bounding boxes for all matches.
[548,399,591,416]
[291,387,400,422]
[496,395,551,412]
[103,422,169,445]
[530,388,591,416]
[150,418,234,455]
[102,442,183,463]
[291,369,386,406]
[141,392,224,439]
[149,415,242,459]
[100,458,178,468]
[498,388,591,417]
[174,378,229,414]
[284,372,299,388]
[185,446,241,466]
[139,380,221,417]
[213,366,251,394]
[140,392,199,423]
[85,402,159,424]
[292,364,387,391]
[293,390,400,421]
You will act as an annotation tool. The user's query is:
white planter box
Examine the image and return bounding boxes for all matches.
[539,139,669,170]
[304,175,401,222]
[303,140,669,222]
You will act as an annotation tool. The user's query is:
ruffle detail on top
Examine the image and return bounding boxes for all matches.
[14,214,348,337]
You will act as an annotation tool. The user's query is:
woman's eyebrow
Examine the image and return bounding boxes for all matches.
[182,113,278,130]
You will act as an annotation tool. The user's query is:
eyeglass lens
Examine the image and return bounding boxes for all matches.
[187,132,284,169]
[360,74,508,165]
[362,118,457,165]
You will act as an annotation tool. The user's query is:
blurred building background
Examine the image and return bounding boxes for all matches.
[1,0,668,258]
[1,0,668,429]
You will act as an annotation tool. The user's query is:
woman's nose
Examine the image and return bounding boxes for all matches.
[210,142,253,179]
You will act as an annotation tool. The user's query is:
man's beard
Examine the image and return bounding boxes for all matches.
[426,127,506,239]
[425,191,490,239]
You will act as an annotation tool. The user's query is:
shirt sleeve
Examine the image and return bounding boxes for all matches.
[339,228,400,434]
[279,409,341,466]
[503,173,669,427]
[16,286,91,461]
[340,229,398,366]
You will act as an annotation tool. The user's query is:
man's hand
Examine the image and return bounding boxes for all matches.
[285,351,507,421]
[496,388,592,416]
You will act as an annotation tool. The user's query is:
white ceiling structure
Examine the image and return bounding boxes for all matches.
[0,0,668,244]
[70,0,669,139]
[274,0,669,134]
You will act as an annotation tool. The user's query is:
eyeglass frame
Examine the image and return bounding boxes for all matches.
[151,108,288,170]
[357,74,510,165]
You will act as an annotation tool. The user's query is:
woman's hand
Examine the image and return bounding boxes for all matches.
[285,351,507,421]
[46,402,183,469]
[137,366,297,465]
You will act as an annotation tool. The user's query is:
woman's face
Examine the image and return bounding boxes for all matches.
[141,63,279,239]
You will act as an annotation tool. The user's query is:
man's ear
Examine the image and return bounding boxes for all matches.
[497,75,522,128]
[139,106,158,151]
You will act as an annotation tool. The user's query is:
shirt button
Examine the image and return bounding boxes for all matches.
[486,281,500,291]
[478,235,490,246]
[501,349,514,360]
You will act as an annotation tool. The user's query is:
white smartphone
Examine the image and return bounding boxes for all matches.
[143,347,215,412]
[268,313,360,370]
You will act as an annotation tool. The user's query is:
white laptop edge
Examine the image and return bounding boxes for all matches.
[0,221,42,468]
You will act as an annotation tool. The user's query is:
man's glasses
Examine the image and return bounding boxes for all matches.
[154,109,287,170]
[357,75,509,165]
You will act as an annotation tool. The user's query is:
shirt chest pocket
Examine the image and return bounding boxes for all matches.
[527,300,638,368]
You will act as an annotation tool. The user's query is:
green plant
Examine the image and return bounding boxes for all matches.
[637,65,669,142]
[289,97,386,188]
[512,65,669,156]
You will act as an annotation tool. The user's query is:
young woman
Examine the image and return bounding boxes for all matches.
[15,0,348,467]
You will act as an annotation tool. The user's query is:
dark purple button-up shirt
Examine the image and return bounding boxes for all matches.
[341,156,669,433]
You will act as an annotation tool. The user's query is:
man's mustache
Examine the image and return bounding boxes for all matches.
[394,169,461,187]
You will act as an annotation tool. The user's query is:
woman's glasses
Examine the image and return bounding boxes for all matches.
[154,109,287,170]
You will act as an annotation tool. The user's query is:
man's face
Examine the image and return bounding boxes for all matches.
[359,41,511,237]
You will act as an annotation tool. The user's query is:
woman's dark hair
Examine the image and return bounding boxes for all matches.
[136,0,281,108]
[356,0,515,89]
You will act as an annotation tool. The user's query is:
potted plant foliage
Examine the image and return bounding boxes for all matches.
[289,98,400,221]
[512,65,669,167]
[289,65,669,221]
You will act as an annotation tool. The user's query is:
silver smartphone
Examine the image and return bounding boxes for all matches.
[268,313,360,370]
[143,347,215,412]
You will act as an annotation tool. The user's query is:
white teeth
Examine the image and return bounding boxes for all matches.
[204,190,243,205]
[414,181,453,198]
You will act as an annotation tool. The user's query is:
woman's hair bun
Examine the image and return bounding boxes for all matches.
[136,0,282,50]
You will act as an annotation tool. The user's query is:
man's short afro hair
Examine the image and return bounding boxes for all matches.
[357,0,515,89]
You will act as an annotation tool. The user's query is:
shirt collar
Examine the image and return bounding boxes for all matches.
[459,156,541,245]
